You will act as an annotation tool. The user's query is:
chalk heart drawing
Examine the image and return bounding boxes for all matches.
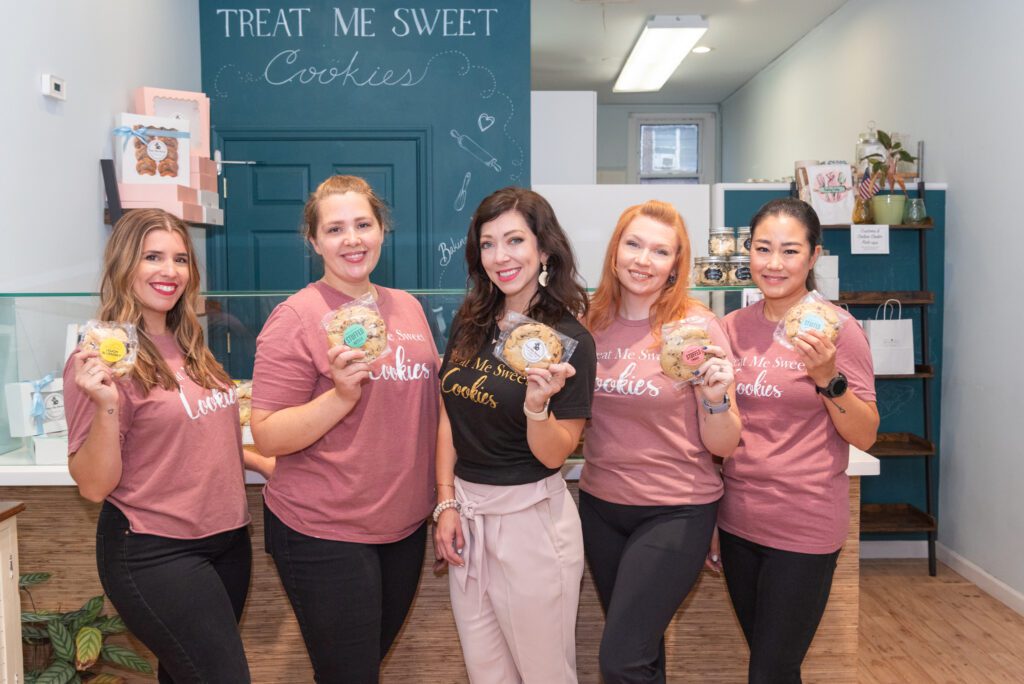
[478,113,496,132]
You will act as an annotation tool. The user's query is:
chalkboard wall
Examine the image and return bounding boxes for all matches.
[199,1,530,289]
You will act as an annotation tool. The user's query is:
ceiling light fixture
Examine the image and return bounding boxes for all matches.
[692,46,712,54]
[613,15,709,93]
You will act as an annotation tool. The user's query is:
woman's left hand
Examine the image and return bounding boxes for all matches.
[693,345,735,405]
[523,362,576,414]
[793,329,838,387]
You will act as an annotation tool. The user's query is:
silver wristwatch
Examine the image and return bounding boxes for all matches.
[702,392,731,415]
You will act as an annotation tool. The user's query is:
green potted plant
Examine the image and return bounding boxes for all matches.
[865,129,918,224]
[20,572,154,684]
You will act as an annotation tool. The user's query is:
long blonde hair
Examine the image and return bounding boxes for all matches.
[587,200,704,342]
[99,209,231,393]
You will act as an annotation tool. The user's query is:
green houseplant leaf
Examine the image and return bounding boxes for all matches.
[22,610,61,623]
[46,620,75,662]
[100,644,155,674]
[19,572,52,588]
[74,626,103,670]
[34,660,77,684]
[91,615,127,636]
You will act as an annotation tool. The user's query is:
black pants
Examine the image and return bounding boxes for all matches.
[96,502,252,684]
[263,503,426,684]
[579,490,718,684]
[719,529,840,684]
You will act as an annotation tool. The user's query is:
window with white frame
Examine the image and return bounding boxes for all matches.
[627,113,717,185]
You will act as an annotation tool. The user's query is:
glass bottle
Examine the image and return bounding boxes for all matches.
[904,197,928,224]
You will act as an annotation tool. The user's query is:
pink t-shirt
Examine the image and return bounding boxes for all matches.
[252,283,439,543]
[581,312,731,506]
[64,334,250,539]
[719,300,876,554]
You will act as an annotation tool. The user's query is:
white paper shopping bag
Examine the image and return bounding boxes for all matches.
[862,299,915,375]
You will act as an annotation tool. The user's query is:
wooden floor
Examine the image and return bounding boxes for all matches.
[858,560,1024,684]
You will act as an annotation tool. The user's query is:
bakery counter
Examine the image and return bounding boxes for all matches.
[1,448,874,682]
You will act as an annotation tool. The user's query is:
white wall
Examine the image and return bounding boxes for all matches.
[0,1,201,293]
[721,0,1024,601]
[531,92,597,185]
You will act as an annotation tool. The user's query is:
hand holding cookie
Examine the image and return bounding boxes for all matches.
[792,328,838,387]
[503,323,564,374]
[324,304,388,362]
[72,349,118,410]
[660,324,712,383]
[693,345,735,404]
[327,345,371,404]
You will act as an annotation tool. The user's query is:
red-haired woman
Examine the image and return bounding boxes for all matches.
[580,200,741,683]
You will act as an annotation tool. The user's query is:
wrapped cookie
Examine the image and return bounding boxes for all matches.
[235,380,252,426]
[774,290,850,351]
[660,318,713,386]
[321,293,391,363]
[493,311,579,375]
[78,321,139,377]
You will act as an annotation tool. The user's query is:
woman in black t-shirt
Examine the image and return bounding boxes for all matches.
[434,187,596,683]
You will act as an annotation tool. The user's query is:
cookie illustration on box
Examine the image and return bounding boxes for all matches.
[784,301,840,344]
[504,323,564,374]
[132,125,181,177]
[325,305,388,362]
[661,324,712,382]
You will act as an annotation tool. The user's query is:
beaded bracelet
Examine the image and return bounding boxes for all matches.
[432,498,460,523]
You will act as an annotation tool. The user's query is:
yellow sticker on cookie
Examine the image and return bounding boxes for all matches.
[99,338,127,364]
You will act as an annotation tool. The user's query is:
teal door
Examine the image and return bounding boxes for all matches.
[207,129,429,377]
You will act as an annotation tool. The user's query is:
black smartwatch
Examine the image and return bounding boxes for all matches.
[815,372,848,399]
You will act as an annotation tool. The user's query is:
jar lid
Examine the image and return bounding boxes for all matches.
[736,226,751,233]
[710,226,733,234]
[727,255,750,263]
[705,256,728,264]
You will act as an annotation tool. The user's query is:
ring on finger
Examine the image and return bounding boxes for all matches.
[88,367,99,376]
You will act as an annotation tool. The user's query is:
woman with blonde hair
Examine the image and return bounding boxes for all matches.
[251,175,440,682]
[580,200,741,683]
[64,208,254,682]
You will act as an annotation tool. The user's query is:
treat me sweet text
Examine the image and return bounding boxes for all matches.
[215,7,499,38]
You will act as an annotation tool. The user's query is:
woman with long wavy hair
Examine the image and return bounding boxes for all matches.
[64,209,255,682]
[580,200,741,683]
[433,186,597,683]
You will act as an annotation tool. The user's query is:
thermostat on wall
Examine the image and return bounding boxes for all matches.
[41,74,66,101]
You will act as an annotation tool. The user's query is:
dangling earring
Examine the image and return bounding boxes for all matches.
[538,262,549,288]
[667,271,678,286]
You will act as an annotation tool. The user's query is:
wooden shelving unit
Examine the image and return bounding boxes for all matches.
[861,503,936,533]
[868,432,935,458]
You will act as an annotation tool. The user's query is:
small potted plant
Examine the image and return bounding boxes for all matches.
[865,129,918,224]
[20,572,154,683]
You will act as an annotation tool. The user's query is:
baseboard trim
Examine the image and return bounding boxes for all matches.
[937,543,1024,618]
[860,540,928,558]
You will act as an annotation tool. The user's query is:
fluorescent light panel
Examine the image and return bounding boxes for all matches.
[614,15,709,93]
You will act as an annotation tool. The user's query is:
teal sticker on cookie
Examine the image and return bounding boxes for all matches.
[343,324,368,348]
[799,313,826,333]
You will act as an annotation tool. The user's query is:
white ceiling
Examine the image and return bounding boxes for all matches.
[531,0,849,104]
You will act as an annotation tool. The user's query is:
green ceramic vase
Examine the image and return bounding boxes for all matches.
[870,194,907,225]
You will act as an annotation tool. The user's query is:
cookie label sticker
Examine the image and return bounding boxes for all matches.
[146,139,169,162]
[99,338,127,364]
[799,313,826,334]
[703,267,724,282]
[682,345,705,365]
[343,324,368,348]
[522,338,549,364]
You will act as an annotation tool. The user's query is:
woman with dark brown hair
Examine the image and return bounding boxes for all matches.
[64,208,254,682]
[433,187,597,683]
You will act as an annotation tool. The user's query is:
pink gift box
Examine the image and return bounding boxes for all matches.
[190,171,218,193]
[133,87,211,157]
[191,155,217,175]
[118,183,197,205]
[197,190,220,209]
[203,206,224,225]
[121,200,204,223]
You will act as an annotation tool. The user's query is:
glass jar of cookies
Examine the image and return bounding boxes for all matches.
[708,227,736,257]
[736,226,751,255]
[696,256,728,286]
[727,255,752,286]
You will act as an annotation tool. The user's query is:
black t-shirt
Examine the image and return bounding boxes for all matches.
[441,312,597,486]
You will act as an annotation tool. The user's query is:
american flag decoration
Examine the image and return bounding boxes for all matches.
[857,169,879,201]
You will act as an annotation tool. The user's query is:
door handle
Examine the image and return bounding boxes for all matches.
[213,150,261,176]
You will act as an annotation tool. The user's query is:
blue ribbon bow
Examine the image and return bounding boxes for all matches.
[112,125,191,151]
[29,373,55,436]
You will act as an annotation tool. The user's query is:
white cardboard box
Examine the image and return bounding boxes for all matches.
[33,434,69,465]
[817,276,840,300]
[113,113,191,185]
[4,378,66,437]
[814,255,839,278]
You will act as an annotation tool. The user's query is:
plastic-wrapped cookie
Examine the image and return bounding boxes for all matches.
[784,301,840,343]
[235,381,252,426]
[78,321,139,377]
[324,304,388,362]
[660,324,712,382]
[503,323,564,374]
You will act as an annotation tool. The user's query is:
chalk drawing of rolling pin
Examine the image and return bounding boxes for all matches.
[451,129,501,172]
[454,172,472,212]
